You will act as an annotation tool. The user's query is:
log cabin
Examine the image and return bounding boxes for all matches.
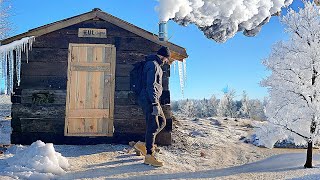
[1,8,188,145]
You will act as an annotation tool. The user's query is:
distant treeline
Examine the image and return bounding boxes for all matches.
[171,91,266,121]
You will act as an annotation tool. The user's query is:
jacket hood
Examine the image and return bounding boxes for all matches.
[145,54,163,65]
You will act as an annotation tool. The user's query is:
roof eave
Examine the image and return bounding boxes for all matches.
[1,9,188,61]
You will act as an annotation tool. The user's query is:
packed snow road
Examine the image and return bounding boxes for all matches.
[58,150,320,180]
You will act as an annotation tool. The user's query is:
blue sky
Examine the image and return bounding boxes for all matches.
[6,0,304,100]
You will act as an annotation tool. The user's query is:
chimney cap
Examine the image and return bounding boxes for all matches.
[92,8,102,12]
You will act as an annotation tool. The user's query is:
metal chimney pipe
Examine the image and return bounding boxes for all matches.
[159,21,168,41]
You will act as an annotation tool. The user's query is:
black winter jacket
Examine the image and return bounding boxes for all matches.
[140,55,163,105]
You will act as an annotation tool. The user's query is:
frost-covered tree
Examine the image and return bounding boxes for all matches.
[171,100,179,112]
[0,0,11,40]
[238,91,250,118]
[248,99,266,121]
[217,89,237,118]
[194,99,209,117]
[257,1,320,168]
[171,93,266,119]
[179,99,196,117]
[208,95,219,117]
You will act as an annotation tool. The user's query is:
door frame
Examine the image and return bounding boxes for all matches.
[64,43,116,137]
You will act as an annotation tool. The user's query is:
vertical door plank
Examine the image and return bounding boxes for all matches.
[96,47,104,134]
[101,117,107,134]
[85,72,92,108]
[86,47,94,109]
[77,47,87,110]
[102,47,106,63]
[87,47,94,62]
[95,47,103,63]
[98,71,104,108]
[110,46,116,120]
[107,120,113,135]
[67,118,75,134]
[103,75,111,109]
[105,47,112,63]
[69,46,79,111]
[97,118,103,133]
[91,72,99,109]
[84,119,95,133]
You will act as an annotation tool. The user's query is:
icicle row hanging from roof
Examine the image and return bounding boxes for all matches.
[0,36,35,94]
[172,59,187,98]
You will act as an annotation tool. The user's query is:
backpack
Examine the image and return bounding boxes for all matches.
[130,60,147,97]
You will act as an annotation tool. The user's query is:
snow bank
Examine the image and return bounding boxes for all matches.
[0,120,10,145]
[4,140,69,179]
[0,95,11,145]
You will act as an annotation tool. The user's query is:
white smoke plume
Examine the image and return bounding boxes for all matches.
[156,0,294,43]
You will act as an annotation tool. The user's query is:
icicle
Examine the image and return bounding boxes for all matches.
[0,36,35,94]
[1,54,4,78]
[178,61,184,97]
[16,45,22,86]
[183,59,187,87]
[1,54,5,94]
[173,60,176,75]
[29,37,35,50]
[8,50,13,94]
[26,47,29,63]
[4,53,7,95]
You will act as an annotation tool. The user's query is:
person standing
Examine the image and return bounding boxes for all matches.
[134,46,171,167]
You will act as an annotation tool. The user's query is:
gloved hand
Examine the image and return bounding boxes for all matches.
[151,104,161,116]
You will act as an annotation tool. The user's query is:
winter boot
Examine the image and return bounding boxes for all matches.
[144,154,164,167]
[134,141,147,156]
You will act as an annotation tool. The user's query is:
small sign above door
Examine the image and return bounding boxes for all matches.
[78,28,107,38]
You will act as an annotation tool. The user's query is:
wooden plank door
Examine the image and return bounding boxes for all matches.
[65,44,116,136]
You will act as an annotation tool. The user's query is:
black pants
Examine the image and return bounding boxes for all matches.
[143,103,166,155]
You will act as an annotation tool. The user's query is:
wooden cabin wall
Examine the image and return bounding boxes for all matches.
[10,19,172,145]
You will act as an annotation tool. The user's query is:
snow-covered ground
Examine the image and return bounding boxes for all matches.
[0,119,11,145]
[1,140,69,179]
[0,116,319,179]
[0,95,12,145]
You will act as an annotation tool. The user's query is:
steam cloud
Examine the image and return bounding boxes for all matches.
[156,0,293,43]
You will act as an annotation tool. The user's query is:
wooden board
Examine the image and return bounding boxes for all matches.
[78,28,107,38]
[20,118,65,133]
[21,89,67,105]
[65,43,116,136]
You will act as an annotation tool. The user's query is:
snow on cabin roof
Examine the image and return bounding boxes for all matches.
[1,8,188,61]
